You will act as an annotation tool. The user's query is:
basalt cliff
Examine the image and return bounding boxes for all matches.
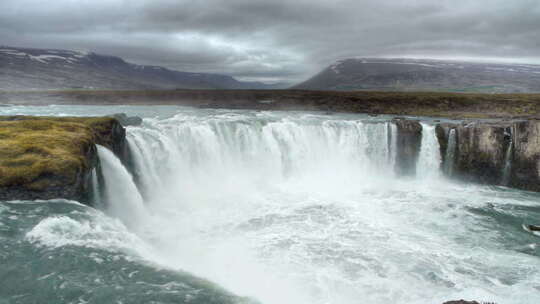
[435,119,540,191]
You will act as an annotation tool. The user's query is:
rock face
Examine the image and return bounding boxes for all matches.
[0,116,128,204]
[112,113,143,127]
[512,120,540,191]
[436,122,512,184]
[393,119,423,176]
[435,120,540,191]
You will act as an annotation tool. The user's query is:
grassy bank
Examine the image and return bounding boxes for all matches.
[0,116,115,190]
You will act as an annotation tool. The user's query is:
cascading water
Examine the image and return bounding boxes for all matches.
[96,145,147,228]
[443,128,457,176]
[386,122,398,171]
[2,105,540,304]
[127,113,399,205]
[90,168,103,209]
[417,123,442,179]
[502,129,513,186]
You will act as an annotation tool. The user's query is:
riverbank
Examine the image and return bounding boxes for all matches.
[1,89,540,119]
[0,116,129,203]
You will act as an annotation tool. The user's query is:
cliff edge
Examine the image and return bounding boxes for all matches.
[436,120,540,191]
[0,116,126,204]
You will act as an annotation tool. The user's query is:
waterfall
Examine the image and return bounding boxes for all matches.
[443,129,457,177]
[96,145,147,226]
[386,122,398,173]
[123,114,400,205]
[417,123,442,178]
[90,168,103,209]
[502,129,513,186]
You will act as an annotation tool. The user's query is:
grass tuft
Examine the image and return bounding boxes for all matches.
[0,116,117,190]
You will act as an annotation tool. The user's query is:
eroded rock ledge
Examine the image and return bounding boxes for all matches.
[393,118,423,176]
[0,116,127,204]
[436,119,540,192]
[390,117,540,192]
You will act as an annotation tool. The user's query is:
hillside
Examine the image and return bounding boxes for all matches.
[294,58,540,93]
[0,46,284,90]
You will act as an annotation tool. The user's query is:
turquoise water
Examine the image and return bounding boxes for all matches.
[0,200,252,304]
[1,105,539,304]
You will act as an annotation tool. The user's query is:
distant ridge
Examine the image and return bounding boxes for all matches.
[294,58,540,93]
[0,46,287,90]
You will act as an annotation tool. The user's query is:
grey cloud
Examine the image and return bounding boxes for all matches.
[1,0,540,83]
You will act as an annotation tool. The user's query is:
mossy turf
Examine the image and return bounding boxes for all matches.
[0,116,115,189]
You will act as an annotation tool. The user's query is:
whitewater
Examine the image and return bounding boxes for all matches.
[1,105,539,304]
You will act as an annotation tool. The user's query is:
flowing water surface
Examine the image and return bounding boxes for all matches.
[1,105,539,304]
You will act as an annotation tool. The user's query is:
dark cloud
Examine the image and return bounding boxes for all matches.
[1,0,539,82]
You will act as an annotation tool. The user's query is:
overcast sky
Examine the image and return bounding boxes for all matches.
[1,0,539,83]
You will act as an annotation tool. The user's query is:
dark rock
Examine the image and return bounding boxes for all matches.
[435,124,452,164]
[511,120,540,191]
[112,113,143,126]
[454,122,510,184]
[0,143,98,203]
[436,122,511,184]
[393,118,422,176]
[435,120,540,192]
[527,225,540,232]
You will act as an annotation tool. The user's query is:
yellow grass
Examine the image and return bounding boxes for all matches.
[0,116,116,189]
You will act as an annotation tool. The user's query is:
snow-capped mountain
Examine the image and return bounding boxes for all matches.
[294,58,540,93]
[0,46,283,90]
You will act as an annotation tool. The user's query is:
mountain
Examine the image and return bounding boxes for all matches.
[294,58,540,93]
[0,46,285,90]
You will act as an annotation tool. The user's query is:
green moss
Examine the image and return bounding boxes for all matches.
[0,116,117,189]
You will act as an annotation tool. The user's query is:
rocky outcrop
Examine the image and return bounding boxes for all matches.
[511,120,540,191]
[435,120,540,191]
[393,118,423,176]
[436,122,512,184]
[0,116,128,205]
[112,113,143,127]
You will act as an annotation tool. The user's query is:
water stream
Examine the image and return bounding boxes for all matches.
[443,129,457,177]
[502,129,514,186]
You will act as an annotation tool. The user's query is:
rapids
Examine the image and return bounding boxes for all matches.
[1,105,540,304]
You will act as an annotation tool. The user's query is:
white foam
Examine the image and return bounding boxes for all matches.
[417,123,442,179]
[26,215,141,250]
[0,50,27,56]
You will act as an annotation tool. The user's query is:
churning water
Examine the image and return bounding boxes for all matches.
[1,105,540,304]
